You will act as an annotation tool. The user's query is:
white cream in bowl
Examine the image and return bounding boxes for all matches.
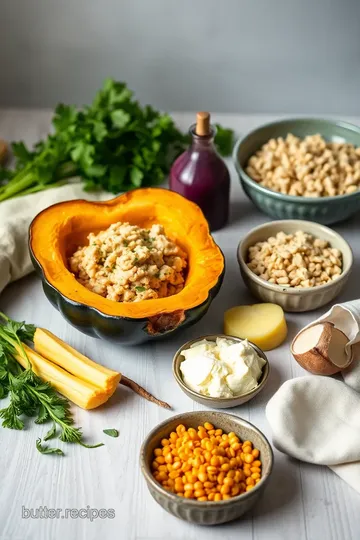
[179,337,266,398]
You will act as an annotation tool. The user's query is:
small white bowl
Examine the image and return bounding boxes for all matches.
[172,334,269,408]
[237,220,353,313]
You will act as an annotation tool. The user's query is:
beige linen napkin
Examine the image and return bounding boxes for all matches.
[0,184,111,294]
[266,376,360,493]
[266,300,360,493]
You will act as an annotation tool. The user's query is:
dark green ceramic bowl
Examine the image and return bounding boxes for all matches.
[233,118,360,224]
[30,251,224,345]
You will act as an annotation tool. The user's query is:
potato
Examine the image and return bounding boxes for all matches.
[224,303,287,351]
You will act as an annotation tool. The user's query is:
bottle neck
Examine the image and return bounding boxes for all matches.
[189,124,216,151]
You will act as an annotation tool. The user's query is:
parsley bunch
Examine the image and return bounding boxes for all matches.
[0,313,103,455]
[0,79,234,201]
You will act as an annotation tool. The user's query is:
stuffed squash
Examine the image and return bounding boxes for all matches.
[29,188,225,344]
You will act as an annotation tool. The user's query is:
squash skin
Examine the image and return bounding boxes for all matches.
[30,256,224,344]
[29,189,225,345]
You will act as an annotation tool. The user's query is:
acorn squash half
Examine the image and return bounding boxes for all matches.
[29,188,225,345]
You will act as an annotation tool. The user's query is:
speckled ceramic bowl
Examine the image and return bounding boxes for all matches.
[172,334,269,408]
[233,118,360,224]
[140,411,273,525]
[237,220,353,312]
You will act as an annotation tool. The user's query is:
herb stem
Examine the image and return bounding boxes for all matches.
[0,324,32,371]
[9,180,68,199]
[0,171,36,202]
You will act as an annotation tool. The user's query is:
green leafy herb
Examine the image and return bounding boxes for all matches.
[79,441,104,449]
[103,429,119,438]
[214,124,235,157]
[135,286,146,292]
[44,423,57,441]
[36,403,50,424]
[36,438,65,456]
[0,312,103,456]
[0,79,234,202]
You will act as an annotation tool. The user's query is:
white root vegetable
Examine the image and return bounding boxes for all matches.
[291,321,353,375]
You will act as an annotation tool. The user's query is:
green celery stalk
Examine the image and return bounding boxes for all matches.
[9,180,69,199]
[0,161,78,202]
[0,171,37,202]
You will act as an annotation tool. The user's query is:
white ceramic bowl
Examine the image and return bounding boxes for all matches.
[237,220,353,312]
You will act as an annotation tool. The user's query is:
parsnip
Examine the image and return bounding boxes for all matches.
[34,328,170,409]
[34,328,121,393]
[15,344,114,410]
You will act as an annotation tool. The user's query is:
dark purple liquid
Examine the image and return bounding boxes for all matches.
[170,132,230,231]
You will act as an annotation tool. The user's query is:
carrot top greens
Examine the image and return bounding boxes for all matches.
[0,312,103,454]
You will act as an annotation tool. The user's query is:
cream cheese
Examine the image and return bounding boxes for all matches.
[180,338,266,398]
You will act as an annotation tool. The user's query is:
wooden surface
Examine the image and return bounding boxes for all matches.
[1,110,360,540]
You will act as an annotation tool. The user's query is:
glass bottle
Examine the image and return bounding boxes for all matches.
[170,112,230,231]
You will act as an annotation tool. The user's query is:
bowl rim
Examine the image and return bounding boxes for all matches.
[172,334,269,403]
[140,410,274,506]
[233,116,360,203]
[237,219,353,296]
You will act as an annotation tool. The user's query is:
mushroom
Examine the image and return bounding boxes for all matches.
[291,322,353,375]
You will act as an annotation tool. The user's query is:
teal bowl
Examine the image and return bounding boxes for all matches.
[233,118,360,224]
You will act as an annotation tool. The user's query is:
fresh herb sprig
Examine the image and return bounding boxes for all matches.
[0,79,234,202]
[0,312,103,454]
[36,438,65,456]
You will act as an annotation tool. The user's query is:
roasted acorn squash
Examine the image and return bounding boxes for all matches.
[29,188,225,344]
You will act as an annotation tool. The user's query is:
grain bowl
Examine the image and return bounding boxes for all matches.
[233,118,360,224]
[237,220,353,312]
[140,411,273,525]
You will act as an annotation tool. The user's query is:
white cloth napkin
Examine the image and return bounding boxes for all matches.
[266,376,360,493]
[266,300,360,493]
[0,183,111,294]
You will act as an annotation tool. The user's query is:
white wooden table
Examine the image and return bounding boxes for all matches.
[1,111,360,540]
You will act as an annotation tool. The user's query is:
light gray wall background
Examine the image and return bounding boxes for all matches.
[1,0,360,114]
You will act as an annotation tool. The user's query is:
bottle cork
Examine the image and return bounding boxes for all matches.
[195,111,211,136]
